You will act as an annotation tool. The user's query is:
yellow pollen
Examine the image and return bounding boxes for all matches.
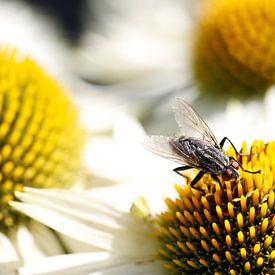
[252,190,260,206]
[189,227,200,239]
[191,196,201,211]
[240,248,247,259]
[212,253,221,264]
[224,219,231,233]
[203,209,212,223]
[201,240,210,252]
[227,202,234,218]
[225,235,232,247]
[270,250,275,261]
[158,140,275,273]
[237,213,244,228]
[193,211,203,224]
[173,259,185,268]
[211,238,220,250]
[169,227,181,239]
[261,203,268,220]
[201,196,210,210]
[237,183,244,198]
[264,236,272,249]
[249,207,256,223]
[180,226,191,238]
[268,190,275,209]
[237,231,244,244]
[176,212,188,225]
[261,218,269,233]
[214,192,222,205]
[165,244,177,254]
[186,242,197,253]
[253,243,261,254]
[183,197,194,212]
[177,242,188,254]
[225,251,232,262]
[193,0,275,96]
[216,205,223,220]
[244,262,251,273]
[256,257,264,268]
[183,210,195,224]
[270,215,275,228]
[199,258,209,268]
[187,260,198,269]
[249,226,256,239]
[240,195,247,212]
[212,222,220,235]
[161,227,172,238]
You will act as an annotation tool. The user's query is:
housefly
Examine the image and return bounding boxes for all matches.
[143,98,260,190]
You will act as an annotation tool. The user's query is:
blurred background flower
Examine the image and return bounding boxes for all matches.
[0,47,84,272]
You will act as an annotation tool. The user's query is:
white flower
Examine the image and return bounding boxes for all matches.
[73,0,194,85]
[0,0,70,79]
[11,188,166,274]
[8,90,275,274]
[0,222,68,275]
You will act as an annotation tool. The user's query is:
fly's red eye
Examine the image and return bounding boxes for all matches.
[231,161,239,169]
[222,169,233,181]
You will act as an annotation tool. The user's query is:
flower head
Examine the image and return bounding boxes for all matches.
[0,47,83,231]
[158,140,275,274]
[193,0,275,97]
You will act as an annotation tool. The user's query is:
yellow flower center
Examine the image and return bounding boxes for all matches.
[0,48,83,230]
[158,140,275,274]
[193,0,275,97]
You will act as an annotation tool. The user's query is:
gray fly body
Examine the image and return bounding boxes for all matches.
[170,137,229,175]
[143,98,260,190]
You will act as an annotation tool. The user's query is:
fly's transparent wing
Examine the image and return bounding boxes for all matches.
[172,98,218,145]
[143,135,191,165]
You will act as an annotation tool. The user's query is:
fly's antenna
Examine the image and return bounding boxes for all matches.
[229,157,261,174]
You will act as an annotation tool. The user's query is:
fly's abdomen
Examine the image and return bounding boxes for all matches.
[196,146,229,174]
[171,137,229,174]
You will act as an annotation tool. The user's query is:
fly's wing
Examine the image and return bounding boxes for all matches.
[143,135,197,166]
[172,98,218,146]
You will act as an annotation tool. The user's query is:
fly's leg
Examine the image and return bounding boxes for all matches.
[211,174,223,190]
[219,137,250,156]
[174,167,205,192]
[173,166,193,177]
[229,157,261,174]
[190,171,205,191]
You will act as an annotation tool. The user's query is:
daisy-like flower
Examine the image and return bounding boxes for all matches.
[11,139,275,274]
[193,0,275,98]
[11,189,166,274]
[0,47,84,271]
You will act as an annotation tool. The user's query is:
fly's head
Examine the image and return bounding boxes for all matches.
[222,159,239,181]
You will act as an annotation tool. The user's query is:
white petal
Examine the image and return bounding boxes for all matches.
[10,200,114,252]
[89,260,166,275]
[0,232,19,275]
[19,252,131,275]
[11,188,159,259]
[27,222,65,256]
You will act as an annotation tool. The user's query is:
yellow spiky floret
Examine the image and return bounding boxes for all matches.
[193,0,275,97]
[0,48,83,230]
[158,140,275,274]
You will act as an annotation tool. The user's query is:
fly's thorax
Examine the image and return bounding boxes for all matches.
[171,137,230,174]
[197,143,229,174]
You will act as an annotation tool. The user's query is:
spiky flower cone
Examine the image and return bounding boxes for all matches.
[158,140,275,274]
[0,48,83,230]
[193,0,275,98]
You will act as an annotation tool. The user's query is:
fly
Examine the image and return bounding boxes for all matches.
[143,98,261,191]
